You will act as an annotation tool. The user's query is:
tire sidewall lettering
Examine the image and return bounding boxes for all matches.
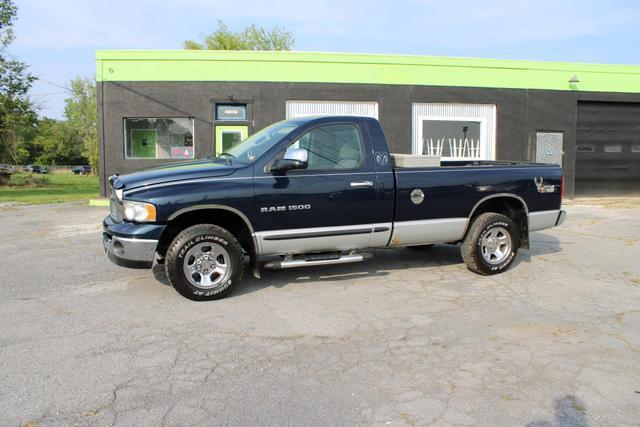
[489,251,516,271]
[177,235,230,260]
[192,278,233,296]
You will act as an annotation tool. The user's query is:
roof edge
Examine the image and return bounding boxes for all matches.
[95,49,640,74]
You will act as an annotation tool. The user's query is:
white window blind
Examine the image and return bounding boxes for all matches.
[286,100,378,119]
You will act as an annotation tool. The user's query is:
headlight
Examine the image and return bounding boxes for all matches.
[123,201,156,222]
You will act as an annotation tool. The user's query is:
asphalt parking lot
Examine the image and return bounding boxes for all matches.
[0,201,639,426]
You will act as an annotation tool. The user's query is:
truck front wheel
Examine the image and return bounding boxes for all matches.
[461,213,520,275]
[165,224,245,300]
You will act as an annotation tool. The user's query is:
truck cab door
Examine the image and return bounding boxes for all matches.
[253,121,391,255]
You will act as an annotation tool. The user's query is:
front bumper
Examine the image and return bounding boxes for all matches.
[556,209,567,226]
[102,215,164,269]
[103,232,158,269]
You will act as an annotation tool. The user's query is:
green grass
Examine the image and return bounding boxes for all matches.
[0,172,99,204]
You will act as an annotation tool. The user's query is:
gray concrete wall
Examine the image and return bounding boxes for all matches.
[98,80,640,197]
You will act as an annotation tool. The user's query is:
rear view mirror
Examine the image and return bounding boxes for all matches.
[270,148,309,172]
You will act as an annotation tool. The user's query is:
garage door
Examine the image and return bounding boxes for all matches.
[576,102,640,195]
[285,100,378,119]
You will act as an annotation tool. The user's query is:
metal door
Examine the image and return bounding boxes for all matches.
[252,121,389,255]
[131,129,157,158]
[576,101,640,194]
[535,132,563,165]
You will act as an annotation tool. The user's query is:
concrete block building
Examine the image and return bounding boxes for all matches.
[96,50,640,197]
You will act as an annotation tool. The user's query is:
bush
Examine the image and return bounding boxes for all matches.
[8,173,50,187]
[0,171,99,204]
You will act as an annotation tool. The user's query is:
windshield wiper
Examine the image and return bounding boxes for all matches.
[206,152,235,165]
[218,152,235,165]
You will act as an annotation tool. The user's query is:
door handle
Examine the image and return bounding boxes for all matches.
[350,180,374,188]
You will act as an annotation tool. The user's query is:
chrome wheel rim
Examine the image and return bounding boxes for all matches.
[480,226,512,265]
[183,242,231,289]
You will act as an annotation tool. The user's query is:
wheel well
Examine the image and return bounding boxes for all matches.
[157,209,254,258]
[466,196,529,249]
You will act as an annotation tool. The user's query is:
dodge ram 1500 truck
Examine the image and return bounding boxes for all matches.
[103,116,566,300]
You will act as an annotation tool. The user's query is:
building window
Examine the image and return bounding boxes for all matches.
[286,100,378,119]
[124,118,194,159]
[604,145,622,153]
[423,120,481,158]
[576,144,595,153]
[220,130,243,152]
[413,103,496,160]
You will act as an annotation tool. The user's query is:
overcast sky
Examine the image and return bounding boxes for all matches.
[11,0,640,119]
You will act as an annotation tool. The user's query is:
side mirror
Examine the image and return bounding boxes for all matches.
[270,148,308,172]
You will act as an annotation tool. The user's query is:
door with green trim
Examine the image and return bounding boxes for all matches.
[215,125,248,156]
[131,129,157,158]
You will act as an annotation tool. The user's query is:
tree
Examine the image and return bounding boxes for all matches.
[64,77,98,173]
[32,118,85,165]
[0,0,15,47]
[0,0,37,164]
[184,20,294,51]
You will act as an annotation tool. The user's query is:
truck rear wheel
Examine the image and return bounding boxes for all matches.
[165,224,244,301]
[461,213,519,275]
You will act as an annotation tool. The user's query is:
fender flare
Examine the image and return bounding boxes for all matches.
[167,204,255,233]
[462,193,529,237]
[167,204,261,279]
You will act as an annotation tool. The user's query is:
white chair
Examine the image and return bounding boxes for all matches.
[422,138,444,156]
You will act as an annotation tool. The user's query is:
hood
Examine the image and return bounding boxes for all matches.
[112,158,238,190]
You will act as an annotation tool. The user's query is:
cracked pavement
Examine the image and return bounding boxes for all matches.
[0,202,638,426]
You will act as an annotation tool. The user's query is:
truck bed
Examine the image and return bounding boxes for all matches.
[389,162,563,246]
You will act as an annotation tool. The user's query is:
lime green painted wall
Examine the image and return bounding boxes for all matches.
[96,50,640,94]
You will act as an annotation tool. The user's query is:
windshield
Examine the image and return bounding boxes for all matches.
[220,121,300,164]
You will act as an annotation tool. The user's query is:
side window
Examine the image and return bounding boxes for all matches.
[291,124,364,171]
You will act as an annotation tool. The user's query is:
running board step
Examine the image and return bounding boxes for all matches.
[263,253,367,270]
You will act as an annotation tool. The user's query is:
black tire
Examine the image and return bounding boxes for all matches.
[165,224,244,301]
[461,213,520,275]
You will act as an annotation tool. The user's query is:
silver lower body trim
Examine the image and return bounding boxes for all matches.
[256,223,392,255]
[529,209,561,232]
[390,218,468,246]
[556,209,567,226]
[103,233,158,266]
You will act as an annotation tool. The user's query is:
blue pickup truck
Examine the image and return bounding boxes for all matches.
[104,116,565,300]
